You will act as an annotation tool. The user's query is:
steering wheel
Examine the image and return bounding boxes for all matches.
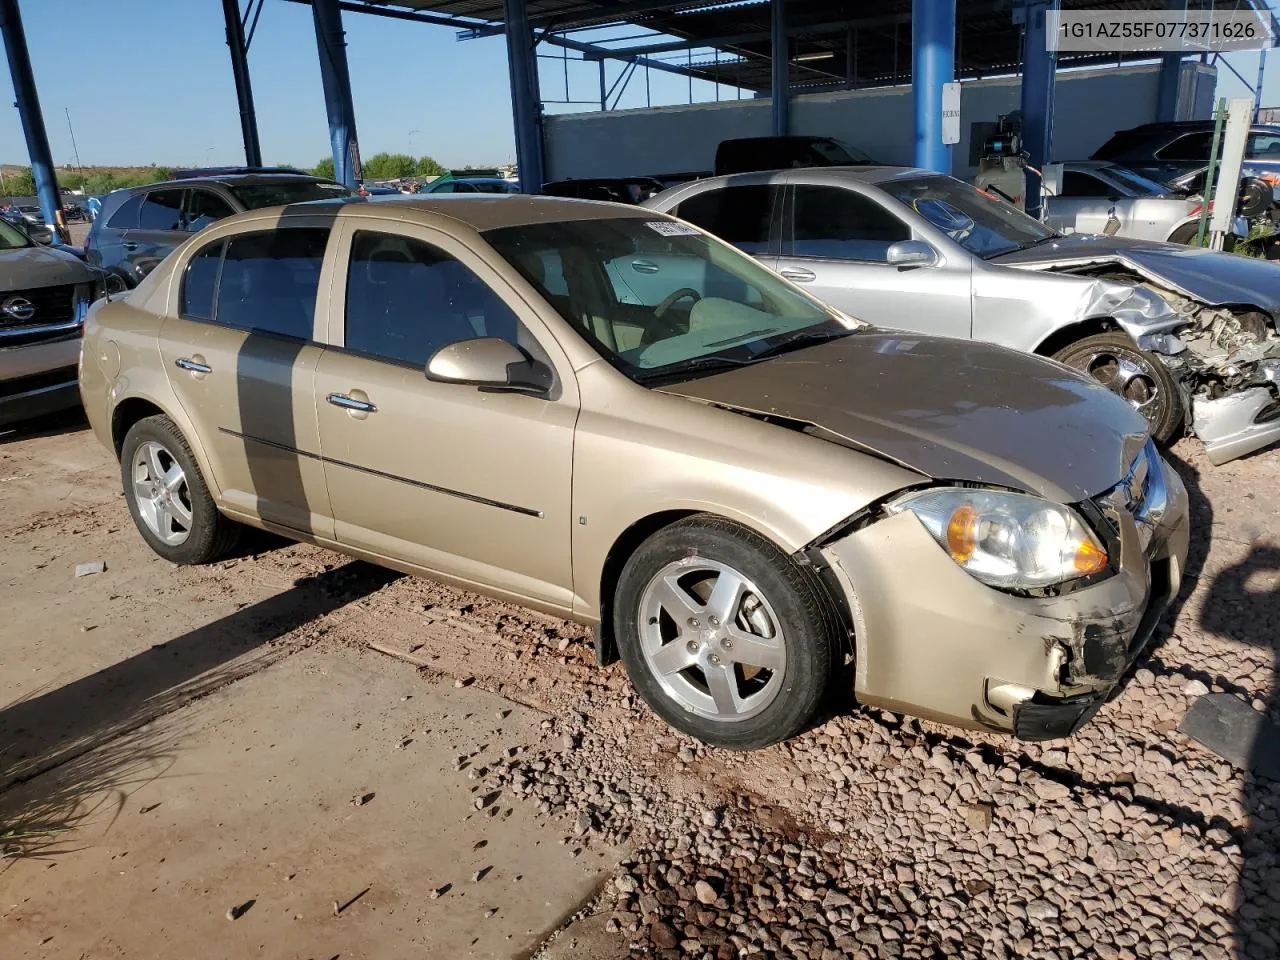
[653,287,701,320]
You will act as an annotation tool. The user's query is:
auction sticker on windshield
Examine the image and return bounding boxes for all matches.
[646,221,701,237]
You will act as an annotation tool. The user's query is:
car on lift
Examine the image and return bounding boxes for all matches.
[1042,161,1252,246]
[79,195,1187,749]
[1,214,100,426]
[84,172,354,291]
[645,167,1280,464]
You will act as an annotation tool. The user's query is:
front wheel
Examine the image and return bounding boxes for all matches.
[1052,332,1183,443]
[613,516,836,750]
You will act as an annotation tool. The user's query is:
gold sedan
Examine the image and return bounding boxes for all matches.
[78,197,1189,749]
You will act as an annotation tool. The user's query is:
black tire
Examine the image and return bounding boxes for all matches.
[1052,332,1183,443]
[1166,222,1202,247]
[119,414,240,564]
[613,515,835,750]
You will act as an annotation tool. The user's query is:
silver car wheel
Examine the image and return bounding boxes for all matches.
[1078,350,1162,421]
[131,440,193,546]
[637,558,787,722]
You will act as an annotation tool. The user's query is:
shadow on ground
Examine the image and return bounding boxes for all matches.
[0,406,89,446]
[0,561,400,795]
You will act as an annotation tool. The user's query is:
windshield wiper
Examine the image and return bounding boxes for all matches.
[634,354,756,386]
[748,327,853,361]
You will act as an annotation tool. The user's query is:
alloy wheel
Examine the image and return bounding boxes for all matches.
[131,440,193,546]
[637,559,787,722]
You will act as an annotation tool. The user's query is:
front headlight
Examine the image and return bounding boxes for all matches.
[885,488,1109,591]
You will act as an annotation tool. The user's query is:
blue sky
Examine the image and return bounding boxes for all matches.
[0,0,1273,170]
[0,0,732,169]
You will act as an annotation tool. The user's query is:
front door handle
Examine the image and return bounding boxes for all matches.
[174,357,212,374]
[122,241,138,251]
[327,392,377,414]
[779,266,816,283]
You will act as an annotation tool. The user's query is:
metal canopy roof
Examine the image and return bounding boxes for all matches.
[324,0,1267,94]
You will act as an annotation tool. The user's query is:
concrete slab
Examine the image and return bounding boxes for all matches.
[0,647,616,959]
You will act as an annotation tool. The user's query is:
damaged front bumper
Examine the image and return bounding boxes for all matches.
[815,460,1190,740]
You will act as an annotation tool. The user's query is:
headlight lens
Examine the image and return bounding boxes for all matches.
[885,488,1109,590]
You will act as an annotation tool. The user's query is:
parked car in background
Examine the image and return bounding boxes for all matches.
[714,136,877,176]
[84,172,353,291]
[2,206,53,245]
[542,177,664,204]
[79,195,1187,748]
[645,167,1280,463]
[1,215,99,426]
[1043,160,1250,245]
[417,177,520,194]
[1092,120,1280,186]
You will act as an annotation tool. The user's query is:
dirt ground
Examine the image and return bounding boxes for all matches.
[2,410,1279,960]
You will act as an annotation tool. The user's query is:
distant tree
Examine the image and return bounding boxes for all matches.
[0,167,36,198]
[60,171,88,190]
[313,156,336,180]
[82,171,120,195]
[415,155,445,177]
[361,152,416,180]
[152,166,173,182]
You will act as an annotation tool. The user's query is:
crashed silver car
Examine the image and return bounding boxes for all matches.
[645,167,1280,464]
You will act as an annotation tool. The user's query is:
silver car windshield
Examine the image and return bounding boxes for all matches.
[485,218,853,385]
[1100,165,1170,196]
[883,174,1056,258]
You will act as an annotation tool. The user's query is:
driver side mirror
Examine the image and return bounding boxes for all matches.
[886,240,938,269]
[425,337,552,396]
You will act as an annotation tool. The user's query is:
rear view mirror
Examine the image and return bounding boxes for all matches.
[886,240,938,268]
[425,337,552,395]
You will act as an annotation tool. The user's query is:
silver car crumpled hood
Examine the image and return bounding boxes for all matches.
[0,243,96,289]
[989,233,1280,311]
[659,332,1150,504]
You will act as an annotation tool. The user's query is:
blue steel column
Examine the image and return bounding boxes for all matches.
[222,0,262,167]
[504,0,544,192]
[1019,0,1058,217]
[311,0,361,189]
[0,0,65,244]
[911,0,955,173]
[1156,0,1187,121]
[771,0,788,135]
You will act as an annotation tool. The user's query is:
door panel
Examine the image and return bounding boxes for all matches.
[313,220,578,609]
[125,188,188,280]
[159,319,332,537]
[780,184,972,339]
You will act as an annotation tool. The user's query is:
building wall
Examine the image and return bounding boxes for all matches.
[543,63,1214,182]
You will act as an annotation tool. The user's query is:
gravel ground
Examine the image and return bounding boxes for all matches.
[6,420,1278,959]
[408,440,1280,960]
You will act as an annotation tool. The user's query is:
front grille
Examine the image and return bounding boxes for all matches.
[0,284,76,330]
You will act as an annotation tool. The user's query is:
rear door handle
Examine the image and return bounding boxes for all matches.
[779,266,816,283]
[630,259,660,274]
[327,393,377,413]
[174,357,212,374]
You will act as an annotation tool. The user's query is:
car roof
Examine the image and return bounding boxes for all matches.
[265,194,658,232]
[676,166,931,189]
[112,173,335,196]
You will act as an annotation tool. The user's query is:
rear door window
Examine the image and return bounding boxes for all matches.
[181,241,224,321]
[675,185,777,254]
[1247,132,1280,158]
[106,194,143,230]
[787,185,909,262]
[137,189,185,230]
[213,228,330,339]
[184,190,236,231]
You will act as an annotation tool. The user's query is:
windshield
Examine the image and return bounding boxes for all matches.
[1101,165,1169,196]
[0,216,31,249]
[229,180,353,209]
[484,218,851,384]
[884,174,1056,258]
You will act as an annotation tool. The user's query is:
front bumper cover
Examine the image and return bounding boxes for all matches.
[816,462,1190,739]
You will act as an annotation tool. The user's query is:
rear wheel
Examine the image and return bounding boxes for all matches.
[120,415,240,564]
[1053,332,1183,443]
[1166,222,1202,247]
[613,516,835,750]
